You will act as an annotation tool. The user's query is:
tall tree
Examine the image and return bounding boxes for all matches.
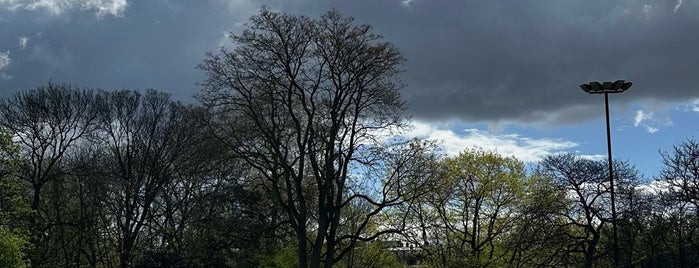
[654,138,699,265]
[199,8,410,267]
[502,173,570,267]
[0,84,99,214]
[95,90,197,268]
[537,153,638,267]
[65,145,114,267]
[0,84,100,266]
[402,149,530,267]
[660,139,699,210]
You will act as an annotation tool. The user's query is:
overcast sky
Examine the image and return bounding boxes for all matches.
[2,0,698,177]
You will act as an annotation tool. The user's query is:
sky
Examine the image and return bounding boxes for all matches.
[1,0,699,179]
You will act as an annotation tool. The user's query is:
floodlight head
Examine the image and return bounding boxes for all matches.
[603,82,612,90]
[580,80,632,94]
[610,80,633,92]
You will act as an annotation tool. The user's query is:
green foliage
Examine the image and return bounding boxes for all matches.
[0,131,18,167]
[271,244,299,268]
[349,241,404,268]
[0,157,30,229]
[502,173,570,267]
[0,132,31,268]
[438,149,527,266]
[0,226,29,268]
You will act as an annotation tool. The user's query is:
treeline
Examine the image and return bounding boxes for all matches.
[2,8,699,268]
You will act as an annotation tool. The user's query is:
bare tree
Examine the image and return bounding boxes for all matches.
[660,139,699,210]
[538,154,609,267]
[654,139,699,264]
[0,83,100,266]
[199,8,416,267]
[537,153,638,268]
[95,89,196,268]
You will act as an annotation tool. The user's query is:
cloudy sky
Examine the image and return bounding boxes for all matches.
[1,0,698,178]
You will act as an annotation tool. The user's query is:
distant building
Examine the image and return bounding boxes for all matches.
[383,239,424,266]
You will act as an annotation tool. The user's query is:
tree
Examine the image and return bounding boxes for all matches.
[0,131,30,267]
[63,145,114,267]
[0,84,99,213]
[0,84,101,266]
[180,172,284,267]
[650,138,699,265]
[660,139,699,210]
[199,8,410,267]
[402,149,530,267]
[537,153,639,267]
[613,177,659,264]
[95,89,199,268]
[501,173,570,267]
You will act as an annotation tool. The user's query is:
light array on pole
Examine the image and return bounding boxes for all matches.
[580,80,633,94]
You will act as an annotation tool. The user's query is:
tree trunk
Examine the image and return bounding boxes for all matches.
[120,230,133,268]
[298,229,308,268]
[120,247,131,268]
[584,235,599,268]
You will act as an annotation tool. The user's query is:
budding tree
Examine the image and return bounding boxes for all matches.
[198,8,423,267]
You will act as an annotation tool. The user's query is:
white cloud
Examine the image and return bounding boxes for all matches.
[636,180,673,195]
[402,0,415,8]
[0,50,11,80]
[642,4,653,19]
[579,154,606,161]
[18,36,28,50]
[0,50,9,69]
[0,0,128,17]
[685,99,699,113]
[634,109,671,134]
[401,121,579,163]
[674,0,683,13]
[634,110,652,126]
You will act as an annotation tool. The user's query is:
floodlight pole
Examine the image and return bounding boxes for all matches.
[579,80,632,267]
[603,91,619,268]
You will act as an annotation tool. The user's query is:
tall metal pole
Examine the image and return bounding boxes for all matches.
[604,92,619,267]
[581,80,631,267]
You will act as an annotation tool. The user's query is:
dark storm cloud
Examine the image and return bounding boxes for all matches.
[0,0,246,100]
[1,0,698,125]
[314,0,699,125]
